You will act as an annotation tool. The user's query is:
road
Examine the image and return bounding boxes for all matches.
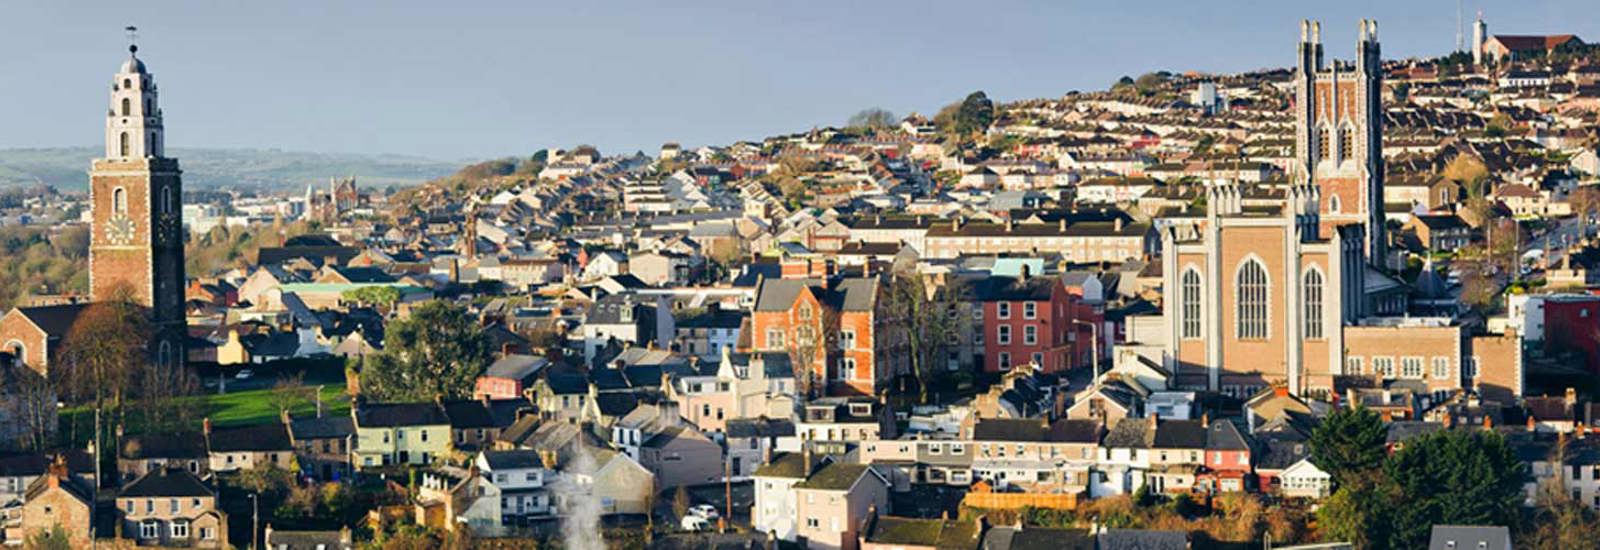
[1525,216,1593,267]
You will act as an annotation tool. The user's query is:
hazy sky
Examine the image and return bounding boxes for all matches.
[2,1,1594,161]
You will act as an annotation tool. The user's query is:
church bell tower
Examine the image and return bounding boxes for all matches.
[88,29,186,367]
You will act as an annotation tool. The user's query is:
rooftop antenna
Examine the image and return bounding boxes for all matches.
[125,25,139,54]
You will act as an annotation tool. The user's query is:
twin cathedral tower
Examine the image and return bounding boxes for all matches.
[89,37,187,366]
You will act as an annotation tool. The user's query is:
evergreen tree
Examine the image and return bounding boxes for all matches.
[1383,430,1526,548]
[1309,405,1387,486]
[359,300,493,401]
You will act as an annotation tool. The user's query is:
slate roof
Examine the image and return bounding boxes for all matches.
[725,417,796,439]
[864,516,982,549]
[753,276,879,313]
[794,462,874,491]
[594,392,639,417]
[1098,529,1188,550]
[1205,419,1251,451]
[1103,417,1154,449]
[355,402,449,427]
[981,526,1094,550]
[1428,525,1511,550]
[289,416,355,440]
[973,275,1057,302]
[543,372,589,395]
[973,418,1050,442]
[485,354,548,380]
[1152,420,1207,449]
[120,467,214,498]
[208,423,293,453]
[442,399,525,429]
[121,432,207,460]
[480,449,543,471]
[1048,419,1105,444]
[11,303,90,337]
[752,452,816,479]
[1385,421,1445,445]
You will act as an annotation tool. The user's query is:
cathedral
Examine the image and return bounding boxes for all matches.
[1152,21,1521,402]
[0,39,188,376]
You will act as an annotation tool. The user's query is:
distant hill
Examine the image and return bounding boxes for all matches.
[0,147,462,191]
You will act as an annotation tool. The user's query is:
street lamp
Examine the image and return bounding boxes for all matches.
[1073,319,1100,382]
[247,493,259,550]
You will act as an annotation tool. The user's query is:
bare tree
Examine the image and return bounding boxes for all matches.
[886,272,966,404]
[1570,186,1600,240]
[136,357,201,435]
[268,372,315,417]
[6,365,57,451]
[789,306,839,400]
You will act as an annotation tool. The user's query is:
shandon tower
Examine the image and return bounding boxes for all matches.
[88,32,187,367]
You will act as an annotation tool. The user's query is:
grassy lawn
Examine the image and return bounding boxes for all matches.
[59,383,352,447]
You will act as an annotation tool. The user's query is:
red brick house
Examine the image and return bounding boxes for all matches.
[974,272,1099,373]
[751,266,898,397]
[0,303,89,377]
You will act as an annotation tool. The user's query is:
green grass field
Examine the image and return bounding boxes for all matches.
[59,384,352,447]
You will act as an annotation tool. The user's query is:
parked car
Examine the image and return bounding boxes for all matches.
[680,515,710,532]
[235,369,255,380]
[689,504,719,520]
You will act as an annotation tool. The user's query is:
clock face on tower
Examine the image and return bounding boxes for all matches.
[106,213,135,245]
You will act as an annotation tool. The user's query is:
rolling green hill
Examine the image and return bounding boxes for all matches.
[0,146,461,191]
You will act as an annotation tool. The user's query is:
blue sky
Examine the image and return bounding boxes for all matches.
[1,1,1594,161]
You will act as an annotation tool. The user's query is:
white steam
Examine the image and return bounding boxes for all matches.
[553,443,604,550]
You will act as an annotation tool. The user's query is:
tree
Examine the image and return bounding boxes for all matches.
[847,108,896,131]
[1570,186,1600,239]
[268,372,315,416]
[789,304,838,400]
[1134,72,1166,95]
[672,486,691,520]
[1309,405,1387,486]
[341,286,402,312]
[936,91,995,138]
[1522,436,1600,550]
[21,525,74,550]
[359,300,493,401]
[1382,430,1526,549]
[5,365,56,451]
[885,273,964,404]
[1316,471,1396,550]
[55,284,149,474]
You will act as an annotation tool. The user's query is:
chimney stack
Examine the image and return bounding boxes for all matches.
[802,443,815,478]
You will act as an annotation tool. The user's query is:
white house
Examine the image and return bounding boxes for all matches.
[475,450,554,520]
[1278,457,1332,499]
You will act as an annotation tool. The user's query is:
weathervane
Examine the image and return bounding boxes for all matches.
[125,25,138,54]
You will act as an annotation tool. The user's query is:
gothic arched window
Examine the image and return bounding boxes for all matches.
[1236,258,1269,340]
[162,187,173,214]
[158,341,173,368]
[119,132,130,158]
[121,98,131,117]
[123,78,131,89]
[1181,267,1202,339]
[113,187,127,214]
[1330,195,1341,214]
[1303,268,1325,339]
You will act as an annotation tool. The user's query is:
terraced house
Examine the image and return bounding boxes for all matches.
[353,402,452,467]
